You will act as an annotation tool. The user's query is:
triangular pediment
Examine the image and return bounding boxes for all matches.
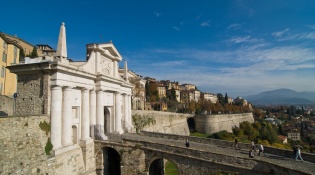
[87,42,122,62]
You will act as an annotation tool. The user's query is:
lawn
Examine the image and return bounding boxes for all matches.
[165,160,179,175]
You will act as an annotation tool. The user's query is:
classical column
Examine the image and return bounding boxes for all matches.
[81,88,90,140]
[62,86,72,146]
[115,92,122,134]
[128,95,132,128]
[96,90,104,130]
[123,94,129,130]
[50,86,62,149]
[90,90,96,137]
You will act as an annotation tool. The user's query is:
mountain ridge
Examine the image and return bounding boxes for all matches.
[244,88,315,105]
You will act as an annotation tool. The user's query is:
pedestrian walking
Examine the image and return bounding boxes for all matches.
[251,141,256,156]
[258,143,267,157]
[234,137,239,149]
[185,138,190,148]
[292,146,297,159]
[295,147,303,162]
[249,146,254,158]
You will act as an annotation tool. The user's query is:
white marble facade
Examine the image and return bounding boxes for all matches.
[49,23,133,151]
[10,23,133,153]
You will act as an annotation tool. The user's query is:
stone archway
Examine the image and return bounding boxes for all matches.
[187,117,195,132]
[149,158,179,175]
[103,147,121,175]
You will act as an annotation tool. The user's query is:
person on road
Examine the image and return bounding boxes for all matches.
[258,143,267,157]
[249,146,255,158]
[295,147,303,162]
[292,146,297,159]
[185,138,190,148]
[251,141,256,156]
[234,137,239,149]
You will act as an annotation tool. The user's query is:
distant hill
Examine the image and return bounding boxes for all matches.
[244,88,315,105]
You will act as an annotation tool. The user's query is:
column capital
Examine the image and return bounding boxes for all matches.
[51,85,62,89]
[81,87,90,92]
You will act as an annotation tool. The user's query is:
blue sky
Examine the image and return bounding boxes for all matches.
[2,0,315,97]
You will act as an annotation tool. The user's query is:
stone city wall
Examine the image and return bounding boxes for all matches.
[0,95,14,115]
[195,113,254,134]
[132,110,193,135]
[0,115,53,174]
[0,115,96,175]
[141,131,315,163]
[15,73,50,116]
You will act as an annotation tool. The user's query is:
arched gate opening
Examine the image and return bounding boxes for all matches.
[103,147,120,175]
[149,158,179,175]
[187,117,195,132]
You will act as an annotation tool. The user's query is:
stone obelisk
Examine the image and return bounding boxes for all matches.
[56,22,67,59]
[124,59,128,82]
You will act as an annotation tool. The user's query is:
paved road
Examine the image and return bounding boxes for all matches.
[121,133,315,175]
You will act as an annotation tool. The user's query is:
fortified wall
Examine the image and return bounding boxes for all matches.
[195,113,254,134]
[0,115,96,175]
[132,110,193,135]
[0,95,14,115]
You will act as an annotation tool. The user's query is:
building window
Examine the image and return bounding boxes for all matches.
[2,52,7,62]
[3,41,7,50]
[1,66,5,77]
[0,82,2,95]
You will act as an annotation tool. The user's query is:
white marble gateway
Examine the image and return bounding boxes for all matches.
[8,23,133,154]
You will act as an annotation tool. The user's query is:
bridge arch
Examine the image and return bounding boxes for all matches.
[102,147,121,175]
[148,157,179,175]
[187,117,195,132]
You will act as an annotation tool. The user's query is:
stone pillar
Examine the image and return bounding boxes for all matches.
[50,86,62,149]
[90,90,96,137]
[128,95,132,128]
[114,61,118,78]
[96,90,104,130]
[123,94,129,131]
[115,92,122,134]
[62,86,73,146]
[81,88,90,140]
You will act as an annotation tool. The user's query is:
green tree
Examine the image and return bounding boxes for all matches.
[224,93,228,104]
[217,93,224,105]
[28,46,38,58]
[132,114,156,133]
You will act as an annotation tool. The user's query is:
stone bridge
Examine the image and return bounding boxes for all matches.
[94,132,315,175]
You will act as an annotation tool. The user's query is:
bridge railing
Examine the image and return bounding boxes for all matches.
[140,131,315,163]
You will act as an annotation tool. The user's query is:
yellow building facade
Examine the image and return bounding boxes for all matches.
[0,34,21,97]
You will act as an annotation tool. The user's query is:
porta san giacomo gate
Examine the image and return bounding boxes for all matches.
[7,23,134,174]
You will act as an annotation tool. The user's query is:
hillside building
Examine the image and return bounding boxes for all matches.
[0,33,22,97]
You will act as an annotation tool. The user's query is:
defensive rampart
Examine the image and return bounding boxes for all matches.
[195,113,254,134]
[0,95,14,115]
[0,115,96,175]
[132,110,193,135]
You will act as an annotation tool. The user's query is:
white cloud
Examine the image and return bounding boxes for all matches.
[306,25,315,30]
[200,20,210,27]
[272,28,290,37]
[126,44,315,96]
[154,11,162,17]
[227,36,263,44]
[227,23,242,30]
[173,26,180,31]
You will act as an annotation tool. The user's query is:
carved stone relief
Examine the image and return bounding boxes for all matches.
[100,56,112,76]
